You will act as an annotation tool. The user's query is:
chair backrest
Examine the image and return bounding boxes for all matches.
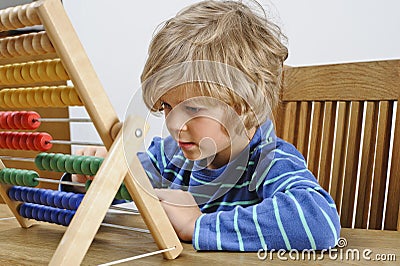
[275,59,400,231]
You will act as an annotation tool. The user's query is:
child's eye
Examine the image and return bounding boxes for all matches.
[160,101,172,111]
[185,106,201,114]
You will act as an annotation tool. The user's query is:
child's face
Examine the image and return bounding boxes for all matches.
[160,85,239,168]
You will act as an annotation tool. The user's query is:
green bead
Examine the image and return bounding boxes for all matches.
[73,156,85,174]
[3,169,12,184]
[81,157,93,176]
[0,169,4,183]
[56,155,67,172]
[10,169,19,185]
[23,171,39,187]
[50,153,64,172]
[114,186,123,200]
[42,153,55,171]
[35,153,46,170]
[15,170,25,186]
[90,158,103,175]
[120,184,132,200]
[85,180,92,191]
[65,155,76,173]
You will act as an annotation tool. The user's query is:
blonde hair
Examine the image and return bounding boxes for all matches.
[141,0,288,129]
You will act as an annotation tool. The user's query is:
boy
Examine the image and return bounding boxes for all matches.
[72,0,340,251]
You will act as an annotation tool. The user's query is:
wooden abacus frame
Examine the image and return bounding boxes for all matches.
[0,0,183,264]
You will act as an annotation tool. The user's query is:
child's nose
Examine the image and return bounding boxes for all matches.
[166,112,189,134]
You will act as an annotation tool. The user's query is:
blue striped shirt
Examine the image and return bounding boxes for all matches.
[137,120,341,251]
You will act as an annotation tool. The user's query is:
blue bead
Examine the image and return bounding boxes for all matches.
[57,211,67,226]
[69,194,84,210]
[43,206,53,223]
[50,208,62,223]
[45,190,58,207]
[18,203,27,217]
[37,205,46,221]
[62,193,73,209]
[19,186,29,202]
[23,203,34,218]
[64,211,75,225]
[7,186,18,201]
[26,188,35,202]
[30,204,39,220]
[53,192,64,208]
[33,189,42,204]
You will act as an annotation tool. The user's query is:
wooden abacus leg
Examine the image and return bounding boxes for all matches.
[49,116,182,265]
[0,160,34,228]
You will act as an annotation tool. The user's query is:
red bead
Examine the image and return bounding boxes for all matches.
[0,112,9,129]
[34,132,53,151]
[11,133,22,149]
[6,112,17,129]
[12,111,25,130]
[19,132,32,150]
[0,132,7,148]
[26,132,39,151]
[23,111,41,130]
[5,132,15,150]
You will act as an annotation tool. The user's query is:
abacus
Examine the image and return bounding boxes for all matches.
[0,0,183,264]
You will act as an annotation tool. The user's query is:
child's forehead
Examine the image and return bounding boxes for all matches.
[161,83,208,100]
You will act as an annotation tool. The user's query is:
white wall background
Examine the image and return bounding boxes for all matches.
[62,0,400,146]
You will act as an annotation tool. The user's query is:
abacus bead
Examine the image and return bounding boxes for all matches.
[50,208,62,224]
[26,132,39,151]
[9,169,18,185]
[19,132,31,150]
[11,132,22,150]
[90,158,103,175]
[69,194,83,210]
[56,154,67,172]
[26,188,35,202]
[41,152,54,170]
[53,192,64,208]
[40,189,52,205]
[0,169,4,183]
[81,157,93,176]
[0,112,9,129]
[120,184,132,201]
[72,156,85,174]
[50,153,63,171]
[23,171,39,187]
[12,111,24,129]
[43,206,53,223]
[15,169,25,186]
[25,203,35,219]
[18,203,27,217]
[36,205,46,221]
[115,188,123,200]
[34,152,46,170]
[65,155,76,173]
[34,132,52,151]
[6,112,16,129]
[57,211,67,226]
[62,192,73,209]
[5,133,15,150]
[7,186,18,201]
[33,188,42,204]
[64,211,74,225]
[2,168,11,184]
[85,180,92,191]
[19,186,30,202]
[45,190,58,207]
[22,111,40,130]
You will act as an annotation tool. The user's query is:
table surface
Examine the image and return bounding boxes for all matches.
[0,204,399,265]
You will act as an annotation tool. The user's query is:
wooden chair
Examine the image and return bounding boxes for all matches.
[275,59,400,231]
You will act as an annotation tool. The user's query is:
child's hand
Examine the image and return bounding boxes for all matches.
[155,189,202,242]
[71,146,108,183]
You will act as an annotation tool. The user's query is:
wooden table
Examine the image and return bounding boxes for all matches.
[0,204,399,265]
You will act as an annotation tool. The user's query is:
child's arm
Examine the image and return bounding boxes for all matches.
[192,143,341,251]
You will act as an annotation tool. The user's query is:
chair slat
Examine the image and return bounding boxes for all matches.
[369,101,393,229]
[385,102,400,230]
[330,102,350,208]
[280,102,297,144]
[307,102,324,178]
[341,102,363,227]
[355,101,378,229]
[318,102,336,191]
[295,101,312,159]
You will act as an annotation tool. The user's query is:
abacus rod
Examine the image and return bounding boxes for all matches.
[36,177,86,187]
[100,222,149,233]
[0,156,35,162]
[109,205,139,214]
[37,118,92,123]
[49,140,103,146]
